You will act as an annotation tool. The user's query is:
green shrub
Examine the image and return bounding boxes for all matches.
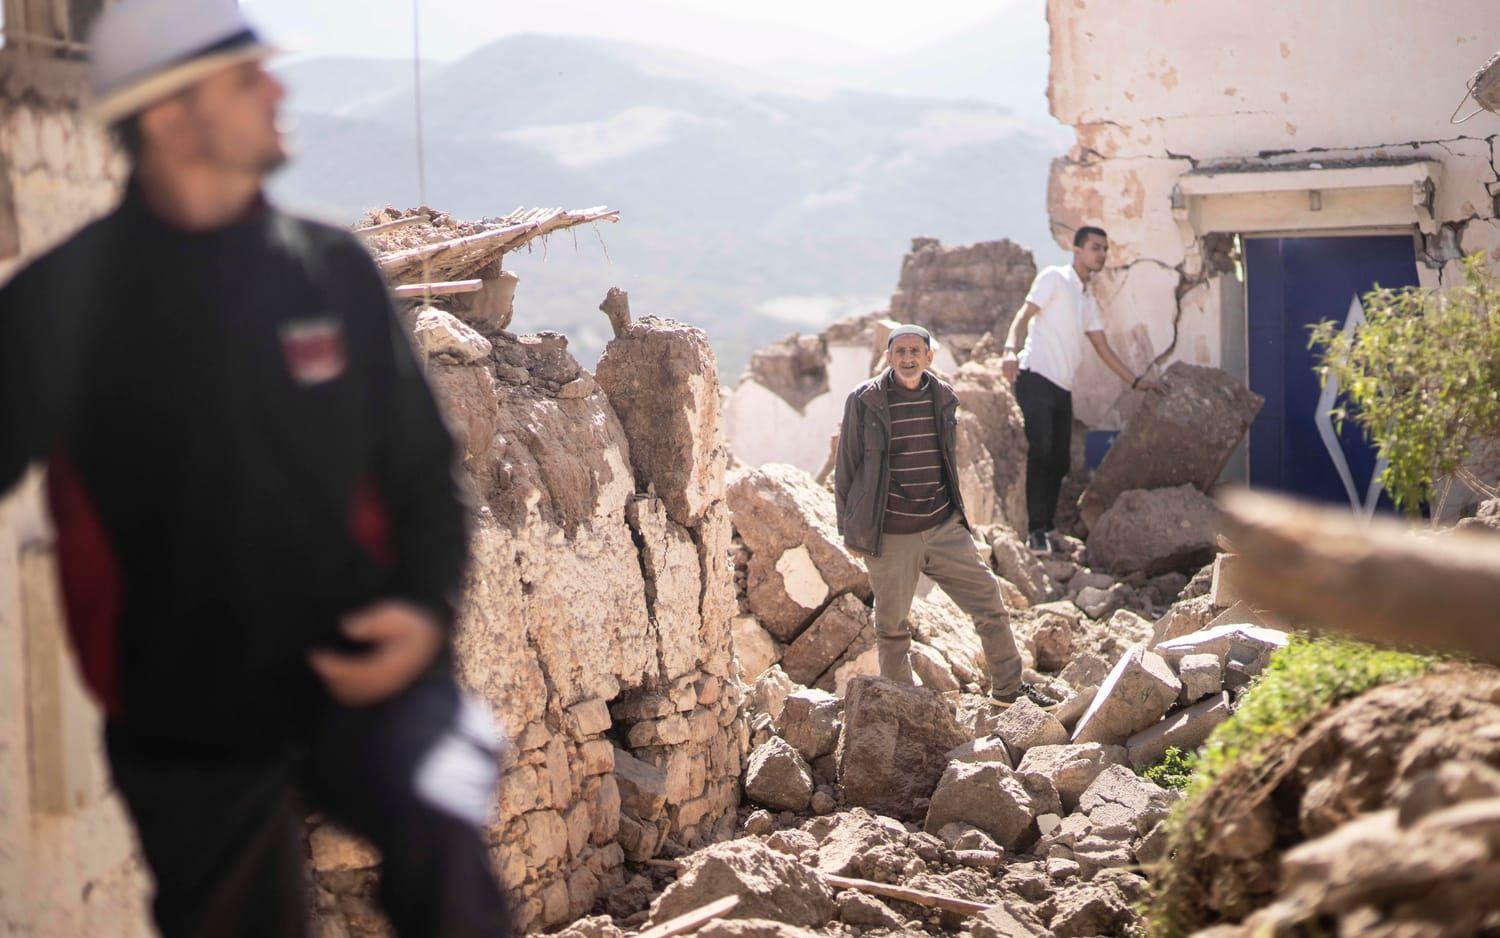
[1142,746,1198,791]
[1144,635,1435,937]
[1184,635,1433,797]
[1310,253,1500,516]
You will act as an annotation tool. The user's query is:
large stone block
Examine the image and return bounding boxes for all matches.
[1078,362,1263,530]
[1017,743,1128,811]
[1126,692,1232,769]
[1077,765,1178,837]
[924,761,1056,850]
[951,359,1031,531]
[1085,485,1225,577]
[780,593,869,685]
[731,615,781,682]
[989,525,1052,604]
[1177,653,1223,704]
[649,839,837,927]
[595,316,727,527]
[1155,622,1289,673]
[727,464,871,641]
[837,677,968,820]
[1072,647,1182,746]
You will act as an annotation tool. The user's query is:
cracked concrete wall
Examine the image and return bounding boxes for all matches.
[1046,0,1500,427]
[0,52,148,938]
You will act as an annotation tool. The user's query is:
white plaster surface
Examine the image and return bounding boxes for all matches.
[775,545,831,610]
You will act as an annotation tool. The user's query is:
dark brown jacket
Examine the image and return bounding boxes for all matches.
[834,369,969,556]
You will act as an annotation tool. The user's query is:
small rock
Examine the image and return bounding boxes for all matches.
[765,829,817,858]
[945,736,1013,768]
[412,307,493,363]
[1030,612,1076,673]
[744,810,777,836]
[778,688,842,761]
[1177,652,1223,704]
[746,737,815,812]
[837,891,905,929]
[748,666,796,722]
[1047,856,1082,882]
[1017,743,1128,811]
[810,790,837,815]
[990,697,1068,757]
[924,761,1057,850]
[732,615,781,682]
[1125,691,1232,769]
[1078,764,1177,838]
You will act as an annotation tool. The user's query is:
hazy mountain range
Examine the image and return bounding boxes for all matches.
[270,17,1064,374]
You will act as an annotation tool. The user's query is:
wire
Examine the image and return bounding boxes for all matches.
[412,0,433,306]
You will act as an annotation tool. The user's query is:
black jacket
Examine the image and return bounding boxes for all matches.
[834,368,969,557]
[0,190,467,754]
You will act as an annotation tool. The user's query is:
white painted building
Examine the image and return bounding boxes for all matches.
[1046,0,1500,510]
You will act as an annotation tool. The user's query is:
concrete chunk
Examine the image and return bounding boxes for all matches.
[1085,485,1225,577]
[745,737,815,812]
[1079,362,1263,529]
[991,697,1069,758]
[778,688,842,761]
[1072,647,1182,746]
[1155,622,1290,669]
[1125,692,1232,769]
[837,677,967,820]
[780,593,868,685]
[1177,653,1223,704]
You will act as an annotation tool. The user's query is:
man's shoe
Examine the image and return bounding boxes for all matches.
[1026,530,1050,553]
[991,682,1061,710]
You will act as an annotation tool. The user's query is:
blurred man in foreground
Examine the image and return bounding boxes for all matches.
[0,1,509,934]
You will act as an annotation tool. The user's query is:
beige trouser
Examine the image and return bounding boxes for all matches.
[863,514,1023,696]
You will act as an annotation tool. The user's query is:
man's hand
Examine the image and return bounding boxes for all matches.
[1133,374,1163,393]
[309,601,445,707]
[1000,352,1019,384]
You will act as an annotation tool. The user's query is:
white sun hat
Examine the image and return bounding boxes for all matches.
[87,0,276,123]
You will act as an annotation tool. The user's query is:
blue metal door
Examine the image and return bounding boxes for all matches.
[1243,235,1419,510]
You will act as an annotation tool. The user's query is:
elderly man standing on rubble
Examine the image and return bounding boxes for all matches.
[835,325,1057,708]
[0,2,510,936]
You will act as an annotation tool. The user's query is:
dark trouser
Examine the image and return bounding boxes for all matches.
[1015,369,1073,535]
[107,668,511,938]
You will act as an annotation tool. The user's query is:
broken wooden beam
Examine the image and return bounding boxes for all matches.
[633,895,739,938]
[376,206,619,272]
[391,279,483,299]
[822,873,991,917]
[355,213,430,236]
[1219,489,1500,663]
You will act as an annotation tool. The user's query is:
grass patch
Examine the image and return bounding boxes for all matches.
[1143,634,1436,937]
[1141,746,1197,791]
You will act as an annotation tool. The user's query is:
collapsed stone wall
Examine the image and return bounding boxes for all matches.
[312,306,747,934]
[722,237,1036,477]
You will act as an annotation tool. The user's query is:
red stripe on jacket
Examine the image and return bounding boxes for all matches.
[45,452,123,717]
[349,473,394,569]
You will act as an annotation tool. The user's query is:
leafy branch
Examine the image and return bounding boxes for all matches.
[1310,253,1500,516]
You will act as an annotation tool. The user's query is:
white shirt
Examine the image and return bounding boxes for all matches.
[1017,264,1103,392]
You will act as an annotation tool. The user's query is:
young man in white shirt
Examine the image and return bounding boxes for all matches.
[1000,226,1158,552]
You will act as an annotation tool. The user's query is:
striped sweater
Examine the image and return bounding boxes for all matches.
[882,372,953,534]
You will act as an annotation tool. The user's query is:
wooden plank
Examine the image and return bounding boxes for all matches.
[354,213,430,237]
[823,874,991,916]
[633,895,740,938]
[391,279,483,299]
[1219,490,1500,663]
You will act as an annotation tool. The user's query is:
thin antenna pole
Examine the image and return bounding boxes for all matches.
[412,0,432,305]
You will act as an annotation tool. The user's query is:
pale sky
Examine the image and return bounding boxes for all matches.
[241,0,1009,66]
